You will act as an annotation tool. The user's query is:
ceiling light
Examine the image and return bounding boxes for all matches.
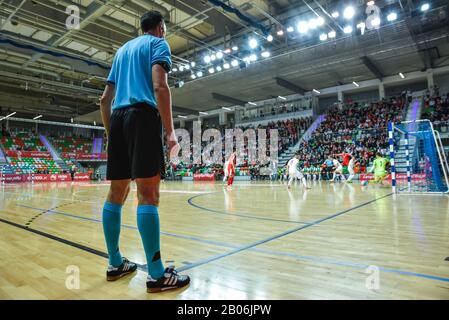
[208,68,215,74]
[216,51,224,59]
[249,54,258,62]
[210,54,216,61]
[248,102,257,106]
[267,34,273,42]
[367,1,375,5]
[261,51,270,58]
[70,118,73,123]
[297,21,308,33]
[277,30,284,36]
[387,12,397,21]
[331,11,339,18]
[232,46,238,51]
[343,26,353,34]
[7,112,16,118]
[197,71,203,77]
[249,38,258,49]
[190,61,196,67]
[185,65,190,70]
[421,3,429,11]
[216,66,222,72]
[308,18,318,29]
[399,72,405,79]
[172,67,178,72]
[222,107,232,111]
[204,55,211,64]
[178,115,187,119]
[224,48,231,54]
[343,6,355,19]
[179,66,184,72]
[353,81,360,87]
[223,63,230,69]
[313,89,320,94]
[33,115,43,120]
[328,30,336,38]
[316,16,325,26]
[319,33,328,41]
[231,59,239,67]
[278,96,287,100]
[191,74,196,79]
[287,26,294,33]
[199,111,209,115]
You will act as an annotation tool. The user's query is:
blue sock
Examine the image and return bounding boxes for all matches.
[137,205,165,279]
[102,202,123,267]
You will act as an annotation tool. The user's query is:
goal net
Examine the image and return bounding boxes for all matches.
[388,120,449,193]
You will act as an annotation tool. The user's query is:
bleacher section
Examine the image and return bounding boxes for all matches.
[8,157,61,174]
[1,132,47,152]
[295,98,408,173]
[49,136,93,155]
[0,131,63,174]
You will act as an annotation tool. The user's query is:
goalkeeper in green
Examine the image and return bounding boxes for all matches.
[368,152,390,185]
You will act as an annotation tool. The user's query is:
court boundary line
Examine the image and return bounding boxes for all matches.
[188,193,311,225]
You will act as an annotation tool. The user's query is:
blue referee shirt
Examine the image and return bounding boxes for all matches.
[107,35,172,110]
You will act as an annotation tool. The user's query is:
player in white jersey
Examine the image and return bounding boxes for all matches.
[286,154,310,190]
[330,158,345,183]
[222,159,229,184]
[346,155,356,183]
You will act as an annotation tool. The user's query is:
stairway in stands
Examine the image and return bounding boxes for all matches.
[39,135,71,172]
[278,115,326,166]
[0,143,14,174]
[92,137,103,153]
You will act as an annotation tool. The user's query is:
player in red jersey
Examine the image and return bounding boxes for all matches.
[225,152,237,189]
[335,152,352,167]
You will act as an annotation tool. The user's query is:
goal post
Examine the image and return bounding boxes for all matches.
[388,120,449,194]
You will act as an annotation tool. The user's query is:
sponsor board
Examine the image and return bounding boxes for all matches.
[359,173,427,181]
[1,173,87,183]
[193,173,215,181]
[6,150,52,158]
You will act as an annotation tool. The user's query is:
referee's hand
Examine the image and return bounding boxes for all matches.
[166,132,180,162]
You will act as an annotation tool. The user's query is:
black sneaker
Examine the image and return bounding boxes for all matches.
[106,258,137,281]
[146,266,190,293]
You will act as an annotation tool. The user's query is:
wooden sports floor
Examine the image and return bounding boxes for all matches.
[0,180,448,300]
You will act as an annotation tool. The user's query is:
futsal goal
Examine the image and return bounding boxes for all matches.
[388,120,449,194]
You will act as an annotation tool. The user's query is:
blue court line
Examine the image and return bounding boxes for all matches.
[177,193,395,272]
[248,248,449,283]
[188,193,311,225]
[13,198,449,284]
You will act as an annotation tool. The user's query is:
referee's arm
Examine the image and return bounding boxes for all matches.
[152,64,178,156]
[100,84,115,136]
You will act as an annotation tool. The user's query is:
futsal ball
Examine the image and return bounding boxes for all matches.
[361,180,369,186]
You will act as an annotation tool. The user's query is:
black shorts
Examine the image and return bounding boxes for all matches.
[106,103,165,180]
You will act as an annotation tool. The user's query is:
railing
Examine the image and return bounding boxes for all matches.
[236,109,312,126]
[432,120,449,134]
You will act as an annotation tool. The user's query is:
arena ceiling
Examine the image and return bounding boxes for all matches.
[0,0,448,123]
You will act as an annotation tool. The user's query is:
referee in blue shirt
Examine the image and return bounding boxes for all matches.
[99,11,189,293]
